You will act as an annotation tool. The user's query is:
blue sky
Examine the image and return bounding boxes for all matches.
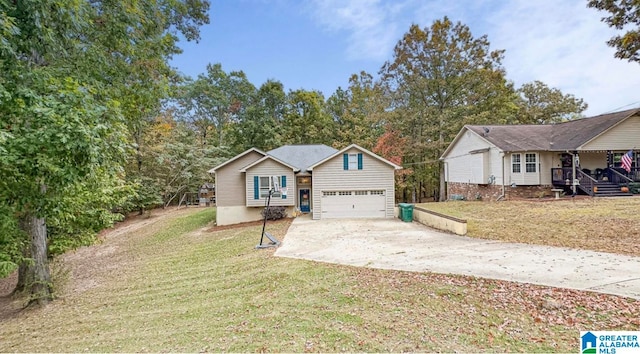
[171,0,640,117]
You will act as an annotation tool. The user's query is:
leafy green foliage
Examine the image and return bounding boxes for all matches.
[231,80,287,151]
[282,89,335,145]
[0,0,210,302]
[0,203,22,278]
[123,114,223,210]
[516,81,588,124]
[380,17,518,201]
[176,63,256,147]
[588,0,640,63]
[327,72,387,150]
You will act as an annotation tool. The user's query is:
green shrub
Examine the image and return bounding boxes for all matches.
[628,182,640,194]
[261,206,287,220]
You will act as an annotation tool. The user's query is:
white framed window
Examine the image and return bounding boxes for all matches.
[348,154,358,170]
[259,176,281,198]
[338,191,352,196]
[323,191,336,196]
[525,153,537,173]
[512,154,521,173]
[370,190,384,195]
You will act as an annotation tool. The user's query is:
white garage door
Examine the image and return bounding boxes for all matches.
[321,190,386,219]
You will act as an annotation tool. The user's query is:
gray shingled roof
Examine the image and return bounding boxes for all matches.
[466,108,639,152]
[267,144,338,173]
[467,125,553,151]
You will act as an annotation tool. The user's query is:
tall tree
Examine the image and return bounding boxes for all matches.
[516,81,588,124]
[177,63,256,147]
[0,0,209,305]
[283,89,335,145]
[132,114,220,209]
[588,0,640,63]
[231,80,286,151]
[327,71,387,150]
[380,18,517,201]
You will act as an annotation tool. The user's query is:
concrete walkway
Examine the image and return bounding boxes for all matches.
[274,217,640,299]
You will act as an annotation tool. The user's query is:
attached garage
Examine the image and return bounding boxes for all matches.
[320,190,386,219]
[308,144,402,220]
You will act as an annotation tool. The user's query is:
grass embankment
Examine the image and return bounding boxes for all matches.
[420,198,640,257]
[0,207,638,352]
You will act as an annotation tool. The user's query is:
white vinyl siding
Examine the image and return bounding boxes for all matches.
[245,159,295,207]
[444,130,503,185]
[312,147,395,220]
[214,151,264,207]
[581,115,640,150]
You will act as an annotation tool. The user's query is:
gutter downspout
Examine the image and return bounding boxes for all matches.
[497,152,506,201]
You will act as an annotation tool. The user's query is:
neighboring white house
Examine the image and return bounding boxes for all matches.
[209,144,402,226]
[441,108,640,200]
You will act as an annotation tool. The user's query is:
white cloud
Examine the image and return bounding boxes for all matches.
[307,0,403,61]
[480,0,640,115]
[306,0,640,115]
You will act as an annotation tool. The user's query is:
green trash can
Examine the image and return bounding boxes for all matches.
[398,203,414,222]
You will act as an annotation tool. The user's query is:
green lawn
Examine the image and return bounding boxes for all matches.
[419,198,640,257]
[0,207,638,352]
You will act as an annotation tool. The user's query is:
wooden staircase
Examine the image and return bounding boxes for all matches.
[591,181,633,197]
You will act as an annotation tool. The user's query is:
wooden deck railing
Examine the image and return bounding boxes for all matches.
[607,168,634,185]
[576,169,597,196]
[552,167,640,184]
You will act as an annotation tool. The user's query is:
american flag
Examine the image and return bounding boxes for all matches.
[621,150,633,173]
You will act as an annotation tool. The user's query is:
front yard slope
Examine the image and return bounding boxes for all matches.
[0,207,638,352]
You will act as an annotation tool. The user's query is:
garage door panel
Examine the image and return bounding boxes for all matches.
[321,190,386,219]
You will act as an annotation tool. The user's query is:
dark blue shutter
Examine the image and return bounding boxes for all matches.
[343,153,349,170]
[281,176,287,199]
[357,153,363,170]
[253,176,259,199]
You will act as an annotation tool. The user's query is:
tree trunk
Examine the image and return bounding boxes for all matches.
[14,245,32,294]
[17,212,52,306]
[439,162,446,202]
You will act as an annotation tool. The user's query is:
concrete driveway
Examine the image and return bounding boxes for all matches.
[274,216,640,299]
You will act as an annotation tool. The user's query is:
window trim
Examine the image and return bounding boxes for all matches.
[525,153,537,173]
[348,154,358,170]
[258,176,281,198]
[511,154,521,174]
[343,153,364,170]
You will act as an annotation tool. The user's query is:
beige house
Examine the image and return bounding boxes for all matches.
[209,144,402,226]
[441,108,640,200]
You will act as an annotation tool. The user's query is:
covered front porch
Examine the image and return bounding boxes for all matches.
[551,151,639,196]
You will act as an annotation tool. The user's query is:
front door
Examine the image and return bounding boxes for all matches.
[299,189,310,213]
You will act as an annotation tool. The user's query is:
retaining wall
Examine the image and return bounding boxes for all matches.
[411,205,467,235]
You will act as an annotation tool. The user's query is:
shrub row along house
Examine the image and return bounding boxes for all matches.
[441,108,640,200]
[209,144,401,226]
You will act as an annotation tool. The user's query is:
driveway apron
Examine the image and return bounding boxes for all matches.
[274,217,640,299]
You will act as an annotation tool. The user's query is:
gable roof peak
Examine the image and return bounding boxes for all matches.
[208,147,266,173]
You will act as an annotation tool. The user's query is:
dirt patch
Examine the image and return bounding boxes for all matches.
[0,207,206,315]
[61,207,202,296]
